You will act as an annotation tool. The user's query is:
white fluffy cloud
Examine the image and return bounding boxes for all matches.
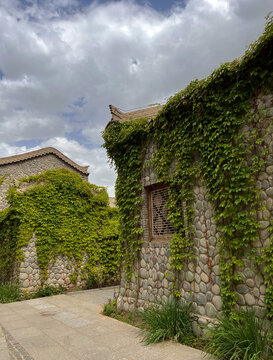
[0,0,272,196]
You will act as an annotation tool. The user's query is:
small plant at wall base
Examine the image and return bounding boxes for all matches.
[140,297,193,345]
[0,169,122,286]
[204,309,273,360]
[0,284,65,303]
[103,17,273,317]
[103,299,117,316]
[0,283,22,303]
[30,285,64,298]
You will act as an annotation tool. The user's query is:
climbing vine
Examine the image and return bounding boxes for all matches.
[0,169,121,285]
[103,119,149,279]
[0,175,7,186]
[103,16,273,317]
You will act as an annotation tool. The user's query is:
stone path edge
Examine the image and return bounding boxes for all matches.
[1,325,34,360]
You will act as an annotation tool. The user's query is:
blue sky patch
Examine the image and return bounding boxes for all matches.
[73,96,86,108]
[75,0,186,13]
[66,131,94,149]
[15,138,44,148]
[62,111,77,119]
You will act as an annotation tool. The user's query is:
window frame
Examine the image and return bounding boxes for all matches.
[147,183,174,242]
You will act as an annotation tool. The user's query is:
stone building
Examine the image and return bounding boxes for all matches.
[0,147,89,293]
[0,147,89,210]
[107,93,273,331]
[0,147,90,292]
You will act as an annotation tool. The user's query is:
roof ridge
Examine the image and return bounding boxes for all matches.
[108,104,163,125]
[0,147,89,175]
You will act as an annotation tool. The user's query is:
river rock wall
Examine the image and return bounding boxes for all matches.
[18,235,88,294]
[116,93,273,333]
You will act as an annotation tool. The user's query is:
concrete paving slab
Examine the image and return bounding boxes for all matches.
[9,326,44,340]
[25,318,60,331]
[30,303,57,311]
[0,307,15,316]
[52,311,78,321]
[0,287,207,360]
[19,335,77,360]
[0,349,10,360]
[2,318,30,331]
[0,314,23,324]
[1,325,34,360]
[13,308,40,318]
[0,326,9,360]
[42,323,78,340]
[59,316,93,328]
[76,322,121,337]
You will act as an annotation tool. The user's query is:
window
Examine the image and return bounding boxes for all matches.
[148,185,175,241]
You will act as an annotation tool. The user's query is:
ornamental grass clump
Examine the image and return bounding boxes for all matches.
[140,297,193,345]
[205,309,273,360]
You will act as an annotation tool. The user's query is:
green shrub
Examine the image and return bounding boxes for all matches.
[0,283,22,303]
[140,297,193,345]
[32,285,64,298]
[86,266,105,289]
[103,300,116,316]
[205,309,273,360]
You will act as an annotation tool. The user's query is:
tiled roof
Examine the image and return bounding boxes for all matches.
[108,104,163,125]
[0,147,89,175]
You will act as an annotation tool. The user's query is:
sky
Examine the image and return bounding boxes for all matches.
[0,0,272,196]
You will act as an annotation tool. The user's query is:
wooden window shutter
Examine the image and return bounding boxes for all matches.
[148,185,174,240]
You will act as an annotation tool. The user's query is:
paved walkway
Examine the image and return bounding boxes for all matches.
[0,287,206,360]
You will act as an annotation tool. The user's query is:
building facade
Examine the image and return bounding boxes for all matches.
[107,92,273,332]
[0,147,89,210]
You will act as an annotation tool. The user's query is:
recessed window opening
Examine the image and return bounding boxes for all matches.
[148,185,175,241]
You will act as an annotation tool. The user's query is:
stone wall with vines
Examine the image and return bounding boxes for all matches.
[0,169,121,292]
[103,17,273,321]
[0,153,88,211]
[116,92,272,323]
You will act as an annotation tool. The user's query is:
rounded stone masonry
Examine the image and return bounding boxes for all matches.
[117,103,273,322]
[17,235,89,293]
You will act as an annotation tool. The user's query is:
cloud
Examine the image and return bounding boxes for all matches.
[0,0,272,194]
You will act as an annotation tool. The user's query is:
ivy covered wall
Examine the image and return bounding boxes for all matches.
[0,148,89,211]
[0,169,121,292]
[103,17,273,321]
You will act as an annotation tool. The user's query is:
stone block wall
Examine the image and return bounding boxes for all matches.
[0,154,88,210]
[18,235,88,294]
[117,182,223,329]
[116,93,273,329]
